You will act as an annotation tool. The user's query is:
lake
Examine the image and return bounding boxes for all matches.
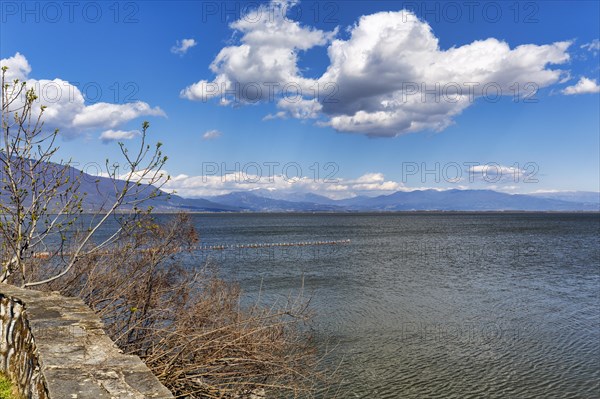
[154,213,600,398]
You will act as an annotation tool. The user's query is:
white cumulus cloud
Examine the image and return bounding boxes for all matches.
[318,11,570,137]
[562,77,600,95]
[100,129,141,143]
[180,0,336,103]
[0,53,166,138]
[72,101,165,129]
[171,38,198,55]
[0,52,31,81]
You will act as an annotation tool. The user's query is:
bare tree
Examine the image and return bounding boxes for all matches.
[0,66,168,287]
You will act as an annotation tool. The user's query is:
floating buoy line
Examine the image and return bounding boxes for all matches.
[30,239,351,258]
[199,239,351,251]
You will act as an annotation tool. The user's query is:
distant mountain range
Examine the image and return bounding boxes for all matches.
[201,189,599,212]
[1,160,598,212]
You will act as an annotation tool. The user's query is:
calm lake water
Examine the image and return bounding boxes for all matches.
[156,213,600,398]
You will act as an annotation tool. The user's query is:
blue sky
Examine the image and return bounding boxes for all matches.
[1,0,598,198]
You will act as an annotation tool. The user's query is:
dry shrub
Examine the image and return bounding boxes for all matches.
[32,214,330,398]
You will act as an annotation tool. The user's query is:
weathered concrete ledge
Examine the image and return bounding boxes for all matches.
[0,283,174,399]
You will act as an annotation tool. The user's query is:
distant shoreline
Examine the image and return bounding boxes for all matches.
[128,210,600,215]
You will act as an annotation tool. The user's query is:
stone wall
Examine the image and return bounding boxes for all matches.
[0,284,174,399]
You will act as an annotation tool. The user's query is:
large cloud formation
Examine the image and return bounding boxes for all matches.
[163,170,405,198]
[182,2,572,137]
[1,53,165,138]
